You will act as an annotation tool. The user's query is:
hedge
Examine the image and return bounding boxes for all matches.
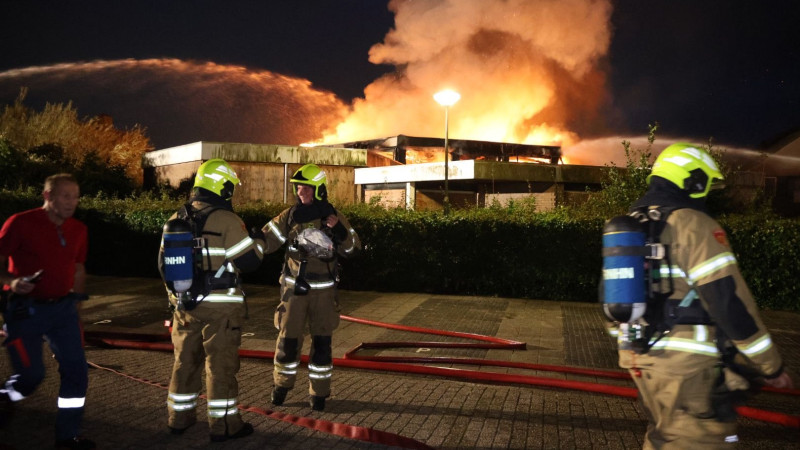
[1,190,798,311]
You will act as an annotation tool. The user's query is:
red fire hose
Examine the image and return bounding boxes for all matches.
[87,359,433,450]
[87,313,800,438]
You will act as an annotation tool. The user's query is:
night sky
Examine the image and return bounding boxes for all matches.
[1,0,798,157]
[1,1,394,103]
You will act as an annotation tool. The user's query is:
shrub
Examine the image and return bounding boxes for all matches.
[0,88,151,196]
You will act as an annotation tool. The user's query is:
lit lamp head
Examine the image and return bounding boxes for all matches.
[434,89,461,107]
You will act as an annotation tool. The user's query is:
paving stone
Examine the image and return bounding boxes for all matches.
[0,275,797,449]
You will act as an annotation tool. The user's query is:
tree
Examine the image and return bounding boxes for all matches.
[576,123,658,218]
[0,88,153,195]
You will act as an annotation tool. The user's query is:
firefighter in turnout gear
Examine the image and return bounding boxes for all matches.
[261,164,360,411]
[609,143,793,449]
[158,159,265,442]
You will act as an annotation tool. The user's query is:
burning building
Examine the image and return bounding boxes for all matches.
[330,135,602,210]
[336,134,562,166]
[142,141,367,206]
[142,136,608,212]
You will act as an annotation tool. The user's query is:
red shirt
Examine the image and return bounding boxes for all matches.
[0,208,88,298]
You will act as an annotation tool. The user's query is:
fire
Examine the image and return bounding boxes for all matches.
[1,0,617,164]
[311,0,611,158]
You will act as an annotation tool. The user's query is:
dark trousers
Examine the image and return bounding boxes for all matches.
[2,297,88,440]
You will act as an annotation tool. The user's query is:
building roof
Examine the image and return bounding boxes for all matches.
[332,134,562,164]
[142,141,368,168]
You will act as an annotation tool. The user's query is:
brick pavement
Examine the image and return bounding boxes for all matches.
[1,275,798,449]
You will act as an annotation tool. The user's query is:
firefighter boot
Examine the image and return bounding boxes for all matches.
[310,395,326,411]
[168,422,195,435]
[271,386,289,406]
[209,422,254,443]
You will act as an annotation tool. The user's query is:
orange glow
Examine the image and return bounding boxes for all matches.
[313,86,573,150]
[307,0,611,164]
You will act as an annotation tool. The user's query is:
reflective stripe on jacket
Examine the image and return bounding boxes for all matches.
[159,201,265,304]
[262,206,361,285]
[618,208,783,375]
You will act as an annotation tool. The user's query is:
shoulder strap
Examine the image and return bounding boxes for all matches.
[287,205,298,230]
[177,203,222,270]
[180,204,222,235]
[630,205,702,354]
[174,203,228,309]
[629,205,680,237]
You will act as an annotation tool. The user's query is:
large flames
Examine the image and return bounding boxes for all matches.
[0,0,618,166]
[311,0,613,162]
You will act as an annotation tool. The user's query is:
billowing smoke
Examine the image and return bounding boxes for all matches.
[564,136,800,174]
[0,59,347,149]
[319,0,613,151]
[4,1,744,168]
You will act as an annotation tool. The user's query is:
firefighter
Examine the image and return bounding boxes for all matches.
[614,143,793,449]
[261,164,360,411]
[158,159,265,442]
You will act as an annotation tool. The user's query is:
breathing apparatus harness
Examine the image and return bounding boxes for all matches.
[602,204,715,354]
[284,202,343,296]
[162,201,239,311]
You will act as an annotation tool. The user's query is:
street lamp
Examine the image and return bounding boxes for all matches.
[433,89,460,214]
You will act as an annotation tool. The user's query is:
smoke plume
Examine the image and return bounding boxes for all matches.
[319,0,613,152]
[0,1,632,165]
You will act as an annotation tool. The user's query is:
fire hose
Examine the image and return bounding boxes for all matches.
[86,359,432,450]
[86,313,800,448]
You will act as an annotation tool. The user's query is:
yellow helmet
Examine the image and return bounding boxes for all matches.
[193,159,240,200]
[290,164,327,201]
[648,143,724,199]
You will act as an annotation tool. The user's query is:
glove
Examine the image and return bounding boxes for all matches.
[330,221,348,244]
[250,226,266,241]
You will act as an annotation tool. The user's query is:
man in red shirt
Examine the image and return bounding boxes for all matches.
[0,173,94,450]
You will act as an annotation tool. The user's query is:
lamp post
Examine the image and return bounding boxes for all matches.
[433,89,460,214]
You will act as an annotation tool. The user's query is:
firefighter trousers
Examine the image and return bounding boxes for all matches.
[167,302,246,436]
[273,284,340,397]
[1,297,87,441]
[631,364,738,449]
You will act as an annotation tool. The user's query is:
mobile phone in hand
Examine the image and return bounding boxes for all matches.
[24,269,44,283]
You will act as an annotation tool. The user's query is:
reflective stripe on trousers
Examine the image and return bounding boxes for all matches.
[207,398,240,418]
[58,396,86,408]
[168,391,198,412]
[275,360,299,376]
[308,363,333,380]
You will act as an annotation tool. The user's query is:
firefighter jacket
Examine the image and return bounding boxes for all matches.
[617,206,784,378]
[159,198,265,305]
[262,203,360,288]
[159,194,265,434]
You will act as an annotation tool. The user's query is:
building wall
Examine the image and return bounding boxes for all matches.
[355,160,605,211]
[485,192,556,211]
[364,189,406,208]
[228,162,288,204]
[311,164,357,205]
[363,187,563,211]
[145,162,200,190]
[416,190,475,211]
[142,141,365,205]
[230,162,357,205]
